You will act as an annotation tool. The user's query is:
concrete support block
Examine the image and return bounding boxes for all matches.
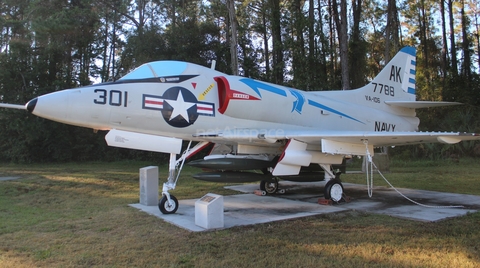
[195,193,224,229]
[139,166,159,206]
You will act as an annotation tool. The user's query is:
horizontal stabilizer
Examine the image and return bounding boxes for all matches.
[385,101,461,109]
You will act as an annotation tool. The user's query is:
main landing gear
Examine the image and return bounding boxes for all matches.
[324,178,344,202]
[257,164,345,201]
[320,164,345,203]
[260,177,279,194]
[259,177,286,195]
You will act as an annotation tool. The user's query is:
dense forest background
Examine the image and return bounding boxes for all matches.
[1,0,480,163]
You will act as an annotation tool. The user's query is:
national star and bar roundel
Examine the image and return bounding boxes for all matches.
[142,86,215,128]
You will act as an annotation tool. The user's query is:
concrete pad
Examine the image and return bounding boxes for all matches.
[339,184,480,222]
[130,194,346,232]
[0,176,21,181]
[227,182,480,222]
[131,181,480,231]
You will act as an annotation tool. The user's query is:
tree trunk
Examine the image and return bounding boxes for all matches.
[332,0,350,90]
[317,0,328,88]
[350,0,363,88]
[291,0,306,88]
[385,0,400,62]
[440,0,448,80]
[476,9,480,72]
[269,0,284,84]
[328,0,337,87]
[419,0,429,70]
[448,0,458,75]
[308,0,315,88]
[460,1,471,78]
[262,3,270,79]
[227,0,239,75]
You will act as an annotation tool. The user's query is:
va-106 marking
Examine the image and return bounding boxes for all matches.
[365,95,381,103]
[1,47,478,215]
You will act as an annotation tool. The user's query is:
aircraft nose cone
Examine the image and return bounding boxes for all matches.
[26,98,38,113]
[29,90,71,123]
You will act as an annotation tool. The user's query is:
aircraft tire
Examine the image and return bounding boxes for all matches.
[324,179,344,202]
[159,195,179,214]
[260,178,279,194]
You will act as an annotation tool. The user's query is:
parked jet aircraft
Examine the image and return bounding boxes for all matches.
[1,47,479,214]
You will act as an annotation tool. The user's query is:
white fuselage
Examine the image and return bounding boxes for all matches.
[30,72,419,144]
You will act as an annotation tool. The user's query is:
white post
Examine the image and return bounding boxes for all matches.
[139,166,159,206]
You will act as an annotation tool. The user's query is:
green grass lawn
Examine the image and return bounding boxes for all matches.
[1,159,480,267]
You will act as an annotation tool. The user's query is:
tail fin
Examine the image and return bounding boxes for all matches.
[357,47,460,109]
[361,46,417,102]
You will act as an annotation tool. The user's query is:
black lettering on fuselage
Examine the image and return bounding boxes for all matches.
[375,121,396,132]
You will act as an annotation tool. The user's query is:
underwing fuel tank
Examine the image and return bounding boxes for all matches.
[193,171,267,183]
[193,171,324,183]
[189,155,330,183]
[187,156,274,170]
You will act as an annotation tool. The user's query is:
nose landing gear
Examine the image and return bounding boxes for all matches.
[159,141,210,214]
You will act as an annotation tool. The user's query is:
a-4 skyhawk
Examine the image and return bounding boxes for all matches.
[1,47,479,214]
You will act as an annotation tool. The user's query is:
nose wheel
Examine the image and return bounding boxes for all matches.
[158,195,179,214]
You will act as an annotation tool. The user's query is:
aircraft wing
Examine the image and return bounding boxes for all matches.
[273,130,480,146]
[195,129,480,148]
[195,129,480,176]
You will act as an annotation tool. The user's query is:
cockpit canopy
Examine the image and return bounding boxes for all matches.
[119,61,188,80]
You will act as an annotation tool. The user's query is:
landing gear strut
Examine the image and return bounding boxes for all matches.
[160,152,181,214]
[320,164,345,202]
[159,141,209,214]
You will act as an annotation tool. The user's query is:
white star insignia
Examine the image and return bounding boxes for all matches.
[165,90,196,122]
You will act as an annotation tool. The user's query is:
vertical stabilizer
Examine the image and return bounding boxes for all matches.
[361,47,417,102]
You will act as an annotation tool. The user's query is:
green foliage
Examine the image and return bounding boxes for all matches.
[443,73,480,106]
